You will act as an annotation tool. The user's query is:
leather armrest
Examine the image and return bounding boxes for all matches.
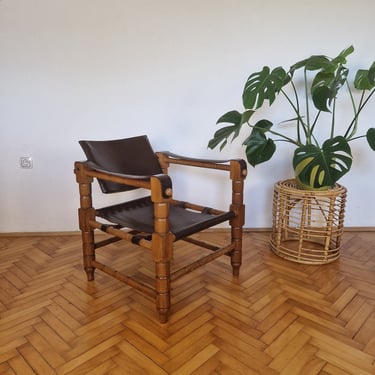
[157,151,247,178]
[84,161,153,181]
[158,151,234,165]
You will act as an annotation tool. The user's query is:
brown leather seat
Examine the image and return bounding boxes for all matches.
[74,135,247,323]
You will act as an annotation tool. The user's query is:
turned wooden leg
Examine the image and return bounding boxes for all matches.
[78,197,96,280]
[231,226,242,276]
[151,176,173,323]
[82,228,95,281]
[230,161,246,277]
[155,260,171,323]
[75,164,97,282]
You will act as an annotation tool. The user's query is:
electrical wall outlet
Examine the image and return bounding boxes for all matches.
[20,156,33,169]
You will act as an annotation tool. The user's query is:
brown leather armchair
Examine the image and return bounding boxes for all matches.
[74,135,247,323]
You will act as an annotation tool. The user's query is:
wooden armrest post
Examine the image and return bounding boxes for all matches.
[229,160,247,276]
[156,152,169,174]
[151,175,173,323]
[74,162,96,281]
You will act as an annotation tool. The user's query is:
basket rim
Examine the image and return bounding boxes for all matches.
[275,178,347,196]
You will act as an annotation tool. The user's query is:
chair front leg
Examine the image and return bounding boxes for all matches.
[152,204,173,323]
[154,258,171,323]
[79,204,96,281]
[75,162,96,281]
[151,175,173,323]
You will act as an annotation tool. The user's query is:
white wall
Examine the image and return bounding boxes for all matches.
[1,0,375,232]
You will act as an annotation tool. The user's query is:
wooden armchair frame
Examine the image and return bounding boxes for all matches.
[74,139,247,323]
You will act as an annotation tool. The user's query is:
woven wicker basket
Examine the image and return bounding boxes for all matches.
[270,179,347,264]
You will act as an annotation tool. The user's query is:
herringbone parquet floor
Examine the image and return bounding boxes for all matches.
[0,230,374,374]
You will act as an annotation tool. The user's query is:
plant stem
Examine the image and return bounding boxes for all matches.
[309,110,322,147]
[344,88,375,139]
[344,80,359,139]
[289,80,301,143]
[280,83,309,142]
[249,123,302,146]
[347,134,366,142]
[330,98,336,139]
[304,69,311,143]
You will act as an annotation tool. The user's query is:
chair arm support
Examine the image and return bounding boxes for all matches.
[156,151,247,178]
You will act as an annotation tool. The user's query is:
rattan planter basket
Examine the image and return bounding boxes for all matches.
[270,179,347,264]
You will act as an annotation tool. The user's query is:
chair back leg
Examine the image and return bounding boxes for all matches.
[230,161,246,276]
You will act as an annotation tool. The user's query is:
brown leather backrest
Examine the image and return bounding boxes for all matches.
[79,135,163,193]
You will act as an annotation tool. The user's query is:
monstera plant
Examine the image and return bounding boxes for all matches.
[208,46,375,190]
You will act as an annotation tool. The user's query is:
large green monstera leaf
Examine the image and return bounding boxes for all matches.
[242,66,289,109]
[293,136,352,190]
[354,61,375,90]
[243,120,276,167]
[310,66,349,112]
[292,46,353,112]
[208,110,254,151]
